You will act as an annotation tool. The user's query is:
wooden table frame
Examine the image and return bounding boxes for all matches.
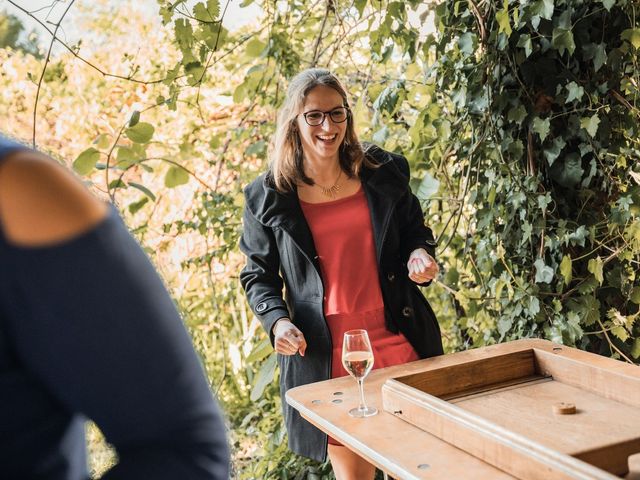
[286,339,640,480]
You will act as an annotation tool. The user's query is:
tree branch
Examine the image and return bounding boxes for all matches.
[31,0,75,147]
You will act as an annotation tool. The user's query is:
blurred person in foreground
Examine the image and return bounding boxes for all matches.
[0,135,229,479]
[239,68,443,479]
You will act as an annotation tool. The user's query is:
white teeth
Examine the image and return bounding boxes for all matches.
[317,134,336,140]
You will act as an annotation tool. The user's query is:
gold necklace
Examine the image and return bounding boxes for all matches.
[315,169,343,199]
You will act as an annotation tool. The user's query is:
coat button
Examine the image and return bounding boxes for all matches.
[402,306,413,317]
[256,302,267,312]
[387,273,395,282]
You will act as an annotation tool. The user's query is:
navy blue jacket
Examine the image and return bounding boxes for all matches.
[0,137,229,479]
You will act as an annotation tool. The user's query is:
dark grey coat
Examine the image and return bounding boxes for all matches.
[239,145,443,462]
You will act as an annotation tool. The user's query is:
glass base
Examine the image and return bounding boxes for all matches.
[348,406,378,418]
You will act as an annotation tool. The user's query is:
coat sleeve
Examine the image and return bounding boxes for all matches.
[6,209,229,480]
[239,201,291,345]
[392,153,438,286]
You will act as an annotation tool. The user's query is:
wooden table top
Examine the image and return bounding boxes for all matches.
[286,342,529,479]
[286,339,640,480]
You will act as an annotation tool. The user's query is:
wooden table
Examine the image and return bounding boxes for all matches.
[286,340,640,480]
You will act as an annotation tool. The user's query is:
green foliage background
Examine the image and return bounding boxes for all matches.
[1,0,639,478]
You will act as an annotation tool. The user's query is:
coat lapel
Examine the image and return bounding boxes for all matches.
[361,152,405,264]
[279,194,320,270]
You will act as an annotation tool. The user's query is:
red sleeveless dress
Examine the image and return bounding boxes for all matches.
[300,185,419,446]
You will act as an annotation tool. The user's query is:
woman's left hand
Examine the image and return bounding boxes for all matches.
[407,248,439,283]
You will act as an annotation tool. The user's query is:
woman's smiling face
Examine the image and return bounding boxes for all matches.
[296,85,347,163]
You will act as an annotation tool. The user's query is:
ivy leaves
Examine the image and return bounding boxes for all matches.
[433,0,640,358]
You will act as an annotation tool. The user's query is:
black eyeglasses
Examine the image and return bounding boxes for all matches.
[299,107,349,126]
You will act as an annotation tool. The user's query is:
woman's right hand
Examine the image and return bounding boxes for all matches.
[272,318,307,356]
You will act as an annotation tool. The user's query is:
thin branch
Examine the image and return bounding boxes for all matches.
[195,0,232,108]
[31,0,75,147]
[311,0,332,67]
[8,0,257,88]
[595,316,635,364]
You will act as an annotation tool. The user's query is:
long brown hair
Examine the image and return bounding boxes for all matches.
[269,68,375,193]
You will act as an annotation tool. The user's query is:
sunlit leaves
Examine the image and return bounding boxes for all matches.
[416,172,440,201]
[193,0,220,22]
[73,147,100,175]
[128,197,149,214]
[588,256,604,285]
[621,28,640,49]
[496,0,512,37]
[373,80,405,117]
[246,337,273,364]
[128,182,156,201]
[125,122,154,143]
[560,255,572,286]
[164,165,189,188]
[580,114,600,138]
[245,38,266,57]
[250,353,277,402]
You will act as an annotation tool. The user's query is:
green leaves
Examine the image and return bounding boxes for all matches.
[543,136,566,166]
[580,114,600,138]
[532,117,550,141]
[193,0,220,22]
[600,0,615,11]
[531,0,554,20]
[583,43,607,72]
[128,110,140,127]
[125,122,155,143]
[534,258,554,283]
[588,256,604,285]
[565,82,583,103]
[496,0,512,38]
[246,337,273,364]
[416,172,440,201]
[517,34,532,58]
[508,105,527,123]
[372,80,404,116]
[560,255,572,286]
[245,38,266,57]
[621,28,640,49]
[250,353,277,402]
[552,27,575,56]
[458,32,475,55]
[164,165,189,188]
[73,147,100,175]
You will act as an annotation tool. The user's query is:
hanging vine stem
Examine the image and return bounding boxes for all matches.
[437,121,487,254]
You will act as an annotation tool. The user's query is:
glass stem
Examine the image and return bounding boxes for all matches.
[357,378,367,411]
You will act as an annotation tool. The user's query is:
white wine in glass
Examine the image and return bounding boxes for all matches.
[342,329,378,417]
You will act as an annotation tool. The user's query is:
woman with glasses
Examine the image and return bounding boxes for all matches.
[240,68,443,479]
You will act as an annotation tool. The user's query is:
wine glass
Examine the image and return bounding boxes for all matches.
[342,329,378,417]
